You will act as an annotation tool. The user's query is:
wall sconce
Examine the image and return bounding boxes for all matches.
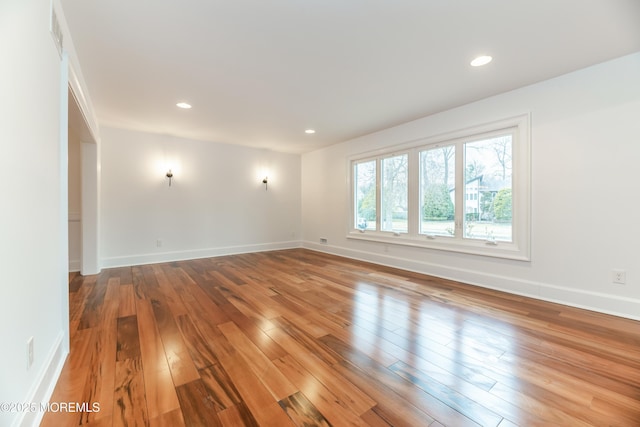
[166,169,174,186]
[262,176,268,191]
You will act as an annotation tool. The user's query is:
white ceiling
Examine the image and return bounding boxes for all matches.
[61,0,640,154]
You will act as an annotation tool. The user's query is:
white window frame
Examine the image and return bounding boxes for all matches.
[347,114,531,261]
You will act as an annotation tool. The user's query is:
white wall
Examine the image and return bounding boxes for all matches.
[100,127,302,267]
[302,53,640,320]
[0,0,69,426]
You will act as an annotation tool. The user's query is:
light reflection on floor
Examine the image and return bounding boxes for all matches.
[349,279,517,403]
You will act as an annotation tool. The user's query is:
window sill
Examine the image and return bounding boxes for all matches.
[347,231,530,261]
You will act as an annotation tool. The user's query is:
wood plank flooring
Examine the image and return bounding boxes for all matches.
[42,249,640,426]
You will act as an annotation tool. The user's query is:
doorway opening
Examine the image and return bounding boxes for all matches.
[67,87,99,276]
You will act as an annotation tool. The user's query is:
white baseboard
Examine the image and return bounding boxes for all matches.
[303,241,640,322]
[101,240,303,269]
[68,259,81,272]
[14,332,68,427]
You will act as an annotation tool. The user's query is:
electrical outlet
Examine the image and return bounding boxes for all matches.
[156,239,163,248]
[612,269,626,285]
[27,337,34,370]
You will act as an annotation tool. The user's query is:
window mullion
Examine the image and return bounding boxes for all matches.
[455,141,464,239]
[375,159,381,231]
[407,149,419,237]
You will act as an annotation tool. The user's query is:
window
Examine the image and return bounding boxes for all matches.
[354,160,376,231]
[349,114,530,260]
[464,135,512,242]
[420,145,455,237]
[381,154,408,233]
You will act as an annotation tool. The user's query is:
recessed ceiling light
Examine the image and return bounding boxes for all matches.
[305,129,316,134]
[470,55,492,67]
[176,102,192,109]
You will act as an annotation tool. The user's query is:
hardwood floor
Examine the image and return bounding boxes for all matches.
[42,249,640,426]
